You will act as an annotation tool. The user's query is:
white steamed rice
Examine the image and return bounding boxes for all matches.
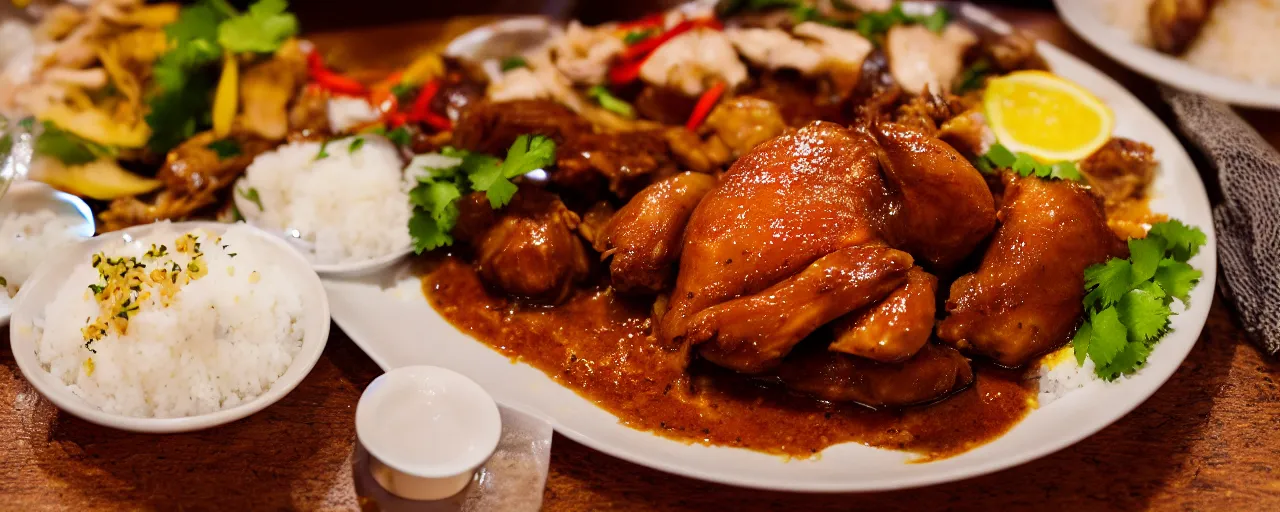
[241,134,411,265]
[0,209,84,302]
[34,224,304,418]
[1103,0,1280,86]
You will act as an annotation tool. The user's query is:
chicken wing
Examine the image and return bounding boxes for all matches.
[596,172,717,295]
[777,343,974,408]
[829,266,937,363]
[937,173,1128,367]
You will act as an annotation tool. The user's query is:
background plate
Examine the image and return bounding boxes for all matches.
[325,25,1217,492]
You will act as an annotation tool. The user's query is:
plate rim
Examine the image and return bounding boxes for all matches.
[327,13,1219,493]
[1055,0,1280,110]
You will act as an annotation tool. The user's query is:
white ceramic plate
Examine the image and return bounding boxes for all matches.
[1056,0,1280,109]
[10,221,331,433]
[324,29,1217,493]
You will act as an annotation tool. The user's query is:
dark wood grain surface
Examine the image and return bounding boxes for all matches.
[3,7,1279,511]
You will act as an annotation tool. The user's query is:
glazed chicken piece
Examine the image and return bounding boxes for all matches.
[555,129,677,199]
[1148,0,1218,55]
[594,172,717,295]
[1078,138,1157,212]
[453,99,591,155]
[664,96,788,173]
[938,173,1129,367]
[829,266,937,363]
[239,40,307,140]
[777,343,974,408]
[868,121,997,270]
[660,122,897,372]
[464,188,591,304]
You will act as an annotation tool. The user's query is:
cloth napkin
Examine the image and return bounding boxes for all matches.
[1162,88,1280,356]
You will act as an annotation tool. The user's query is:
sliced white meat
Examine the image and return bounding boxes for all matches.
[793,22,874,73]
[640,28,748,97]
[488,67,553,102]
[886,24,978,94]
[551,21,625,86]
[727,23,872,83]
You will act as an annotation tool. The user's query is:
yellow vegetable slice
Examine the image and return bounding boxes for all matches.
[983,70,1114,162]
[39,105,150,149]
[32,157,163,201]
[213,52,239,138]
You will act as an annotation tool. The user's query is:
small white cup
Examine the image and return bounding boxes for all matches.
[356,366,502,501]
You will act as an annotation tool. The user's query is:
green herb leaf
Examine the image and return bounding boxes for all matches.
[1096,339,1152,381]
[238,186,263,210]
[217,0,299,54]
[1050,161,1083,181]
[623,29,655,45]
[1071,320,1092,365]
[920,7,949,33]
[587,85,636,118]
[469,135,557,208]
[408,179,462,253]
[385,126,413,147]
[1153,258,1202,305]
[315,139,331,160]
[1086,306,1127,368]
[985,143,1017,168]
[348,137,365,154]
[1148,219,1206,262]
[1116,282,1170,341]
[1084,258,1132,309]
[978,143,1083,182]
[1127,237,1164,283]
[953,59,991,94]
[35,122,109,165]
[500,56,528,72]
[391,82,418,103]
[206,138,242,159]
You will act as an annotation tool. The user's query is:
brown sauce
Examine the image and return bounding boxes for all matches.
[423,257,1035,460]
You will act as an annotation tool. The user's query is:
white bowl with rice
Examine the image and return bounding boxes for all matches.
[0,181,96,325]
[9,221,330,433]
[233,134,416,277]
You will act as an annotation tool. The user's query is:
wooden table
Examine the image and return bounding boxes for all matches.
[3,8,1279,511]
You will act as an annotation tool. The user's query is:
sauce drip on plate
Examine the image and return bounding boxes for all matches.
[423,257,1035,460]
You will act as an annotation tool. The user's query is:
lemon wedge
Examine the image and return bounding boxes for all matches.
[983,70,1114,162]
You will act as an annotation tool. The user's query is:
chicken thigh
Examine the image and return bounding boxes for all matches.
[462,188,591,305]
[937,173,1128,367]
[777,343,974,408]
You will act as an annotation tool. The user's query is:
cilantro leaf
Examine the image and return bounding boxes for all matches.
[1084,258,1132,309]
[469,135,556,208]
[206,139,242,159]
[1148,219,1206,262]
[391,83,418,103]
[35,121,109,165]
[218,0,299,54]
[1128,237,1164,283]
[500,56,527,72]
[587,85,635,118]
[979,143,1083,182]
[1153,258,1202,305]
[1096,340,1153,381]
[1050,161,1083,181]
[409,209,453,253]
[985,143,1016,168]
[1117,283,1170,341]
[623,29,654,45]
[385,126,413,147]
[348,137,365,154]
[920,7,949,33]
[1011,152,1039,177]
[315,139,331,160]
[953,59,991,94]
[1071,320,1092,365]
[1087,306,1127,368]
[238,186,263,210]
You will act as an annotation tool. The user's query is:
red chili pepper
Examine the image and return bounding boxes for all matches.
[617,12,665,31]
[408,80,441,119]
[609,17,723,85]
[306,49,369,96]
[420,111,452,132]
[385,112,408,129]
[685,82,726,131]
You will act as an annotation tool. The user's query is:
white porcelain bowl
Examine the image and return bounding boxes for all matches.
[8,221,331,433]
[231,178,413,278]
[0,181,96,326]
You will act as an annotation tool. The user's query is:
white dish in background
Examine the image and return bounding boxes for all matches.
[9,221,330,433]
[0,181,95,326]
[324,10,1217,492]
[1056,0,1280,109]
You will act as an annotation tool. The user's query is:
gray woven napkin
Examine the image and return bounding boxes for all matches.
[1162,88,1280,356]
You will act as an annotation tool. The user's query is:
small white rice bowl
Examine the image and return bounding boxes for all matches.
[33,224,305,418]
[240,135,411,265]
[0,209,85,305]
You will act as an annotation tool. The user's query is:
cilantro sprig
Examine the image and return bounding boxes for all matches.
[1073,220,1207,380]
[408,135,557,253]
[975,143,1083,181]
[35,121,115,165]
[715,1,948,39]
[587,86,635,119]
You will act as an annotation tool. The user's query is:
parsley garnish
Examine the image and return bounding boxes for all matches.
[855,2,949,40]
[206,139,242,159]
[408,135,558,253]
[385,126,413,147]
[315,139,331,160]
[1074,220,1206,380]
[976,143,1082,181]
[238,186,264,210]
[217,0,298,54]
[586,86,635,118]
[348,137,365,154]
[500,56,528,72]
[954,58,992,94]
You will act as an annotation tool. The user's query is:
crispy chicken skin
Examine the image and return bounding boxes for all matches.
[596,172,717,295]
[661,122,891,354]
[778,343,974,408]
[471,188,591,304]
[868,120,997,271]
[937,173,1128,367]
[829,266,937,363]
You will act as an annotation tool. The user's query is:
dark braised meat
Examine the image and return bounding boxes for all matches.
[430,71,486,123]
[634,85,698,126]
[777,343,974,408]
[1149,0,1217,55]
[453,99,591,154]
[664,96,788,173]
[937,173,1129,367]
[829,266,937,363]
[555,129,677,198]
[470,188,591,305]
[745,71,849,126]
[595,172,716,295]
[1078,138,1157,212]
[981,31,1049,74]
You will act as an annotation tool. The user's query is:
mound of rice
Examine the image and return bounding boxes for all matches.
[241,135,411,264]
[34,224,304,418]
[1103,0,1280,86]
[0,210,85,302]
